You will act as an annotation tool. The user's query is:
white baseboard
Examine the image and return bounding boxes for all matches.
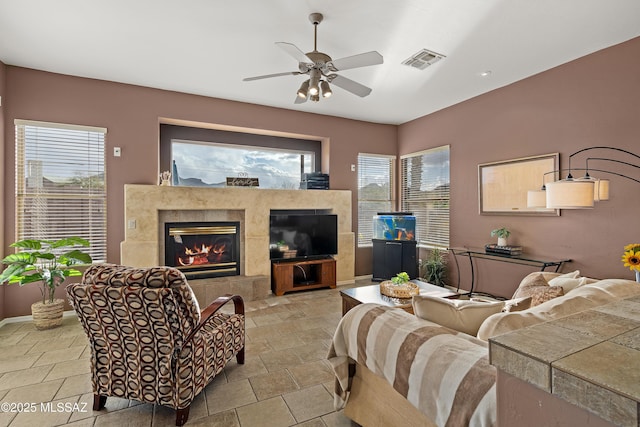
[0,310,77,329]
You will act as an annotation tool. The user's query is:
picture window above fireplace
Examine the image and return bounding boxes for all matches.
[159,123,322,190]
[171,140,314,189]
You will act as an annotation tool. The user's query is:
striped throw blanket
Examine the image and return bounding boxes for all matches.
[328,303,496,427]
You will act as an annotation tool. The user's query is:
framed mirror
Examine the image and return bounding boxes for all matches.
[478,153,559,215]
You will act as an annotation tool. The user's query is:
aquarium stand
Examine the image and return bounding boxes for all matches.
[371,239,418,282]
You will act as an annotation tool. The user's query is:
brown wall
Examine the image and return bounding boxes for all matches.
[2,67,396,318]
[400,37,640,298]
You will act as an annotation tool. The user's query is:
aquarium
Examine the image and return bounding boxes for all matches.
[373,213,416,241]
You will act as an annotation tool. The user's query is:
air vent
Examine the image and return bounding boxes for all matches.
[401,49,445,70]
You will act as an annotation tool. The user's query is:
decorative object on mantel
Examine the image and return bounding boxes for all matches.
[380,272,419,298]
[490,227,511,247]
[300,172,329,190]
[621,243,640,283]
[0,237,92,329]
[226,172,259,187]
[527,146,639,209]
[159,170,172,186]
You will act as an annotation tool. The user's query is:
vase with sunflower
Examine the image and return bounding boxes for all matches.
[621,243,640,283]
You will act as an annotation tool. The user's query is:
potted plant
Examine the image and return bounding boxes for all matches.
[0,237,92,330]
[491,227,511,247]
[380,271,419,298]
[420,247,447,287]
[391,271,410,285]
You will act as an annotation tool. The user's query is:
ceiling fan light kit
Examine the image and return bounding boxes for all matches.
[297,80,310,98]
[243,12,383,103]
[320,80,332,98]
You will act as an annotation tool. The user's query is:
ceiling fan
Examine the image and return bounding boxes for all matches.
[243,12,383,103]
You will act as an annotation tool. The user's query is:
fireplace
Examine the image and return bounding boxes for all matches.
[165,221,240,279]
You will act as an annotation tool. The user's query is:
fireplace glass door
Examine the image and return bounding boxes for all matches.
[165,222,240,279]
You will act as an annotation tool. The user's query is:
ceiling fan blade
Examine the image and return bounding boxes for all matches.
[328,51,383,71]
[330,75,372,97]
[294,95,307,104]
[276,42,313,64]
[243,71,301,81]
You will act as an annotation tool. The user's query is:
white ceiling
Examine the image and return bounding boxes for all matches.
[1,0,639,125]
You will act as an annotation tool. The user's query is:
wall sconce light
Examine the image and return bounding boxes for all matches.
[528,146,639,210]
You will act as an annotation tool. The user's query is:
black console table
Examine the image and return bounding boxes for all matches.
[449,247,571,295]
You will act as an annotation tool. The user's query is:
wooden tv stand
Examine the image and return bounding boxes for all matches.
[271,257,336,296]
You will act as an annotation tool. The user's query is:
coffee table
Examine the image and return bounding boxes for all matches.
[340,279,459,315]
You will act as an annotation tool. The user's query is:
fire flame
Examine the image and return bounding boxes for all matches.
[177,242,227,266]
[185,243,212,256]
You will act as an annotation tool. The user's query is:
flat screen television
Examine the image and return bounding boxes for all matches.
[269,214,338,260]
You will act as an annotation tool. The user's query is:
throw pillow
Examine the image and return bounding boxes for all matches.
[530,286,564,306]
[502,296,532,312]
[556,270,581,279]
[412,295,505,336]
[512,272,551,299]
[548,276,598,293]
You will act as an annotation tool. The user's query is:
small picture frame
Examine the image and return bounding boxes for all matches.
[478,153,559,216]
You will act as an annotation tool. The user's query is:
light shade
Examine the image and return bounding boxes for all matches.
[320,80,332,98]
[595,178,610,201]
[527,190,547,208]
[297,80,310,98]
[546,180,595,209]
[577,177,611,201]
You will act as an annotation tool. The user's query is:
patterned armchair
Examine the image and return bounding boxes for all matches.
[67,264,245,426]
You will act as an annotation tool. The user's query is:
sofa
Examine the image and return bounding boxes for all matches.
[328,271,640,427]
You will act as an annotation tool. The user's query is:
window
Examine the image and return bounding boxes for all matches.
[401,145,450,247]
[357,153,395,247]
[171,140,314,189]
[15,120,107,262]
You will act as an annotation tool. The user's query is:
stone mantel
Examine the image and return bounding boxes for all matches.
[120,184,355,283]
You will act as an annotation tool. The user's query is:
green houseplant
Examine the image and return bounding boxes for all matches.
[0,237,92,329]
[490,227,511,246]
[391,271,410,285]
[420,247,448,287]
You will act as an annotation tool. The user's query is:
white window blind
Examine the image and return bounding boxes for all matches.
[357,153,395,247]
[401,146,450,248]
[15,120,107,262]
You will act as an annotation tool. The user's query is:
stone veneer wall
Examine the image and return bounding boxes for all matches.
[120,185,355,284]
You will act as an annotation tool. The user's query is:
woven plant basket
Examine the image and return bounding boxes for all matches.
[31,299,64,330]
[379,280,419,299]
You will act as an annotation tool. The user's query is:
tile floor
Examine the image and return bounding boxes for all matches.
[0,281,369,427]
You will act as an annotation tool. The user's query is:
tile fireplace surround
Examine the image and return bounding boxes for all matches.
[120,185,355,286]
